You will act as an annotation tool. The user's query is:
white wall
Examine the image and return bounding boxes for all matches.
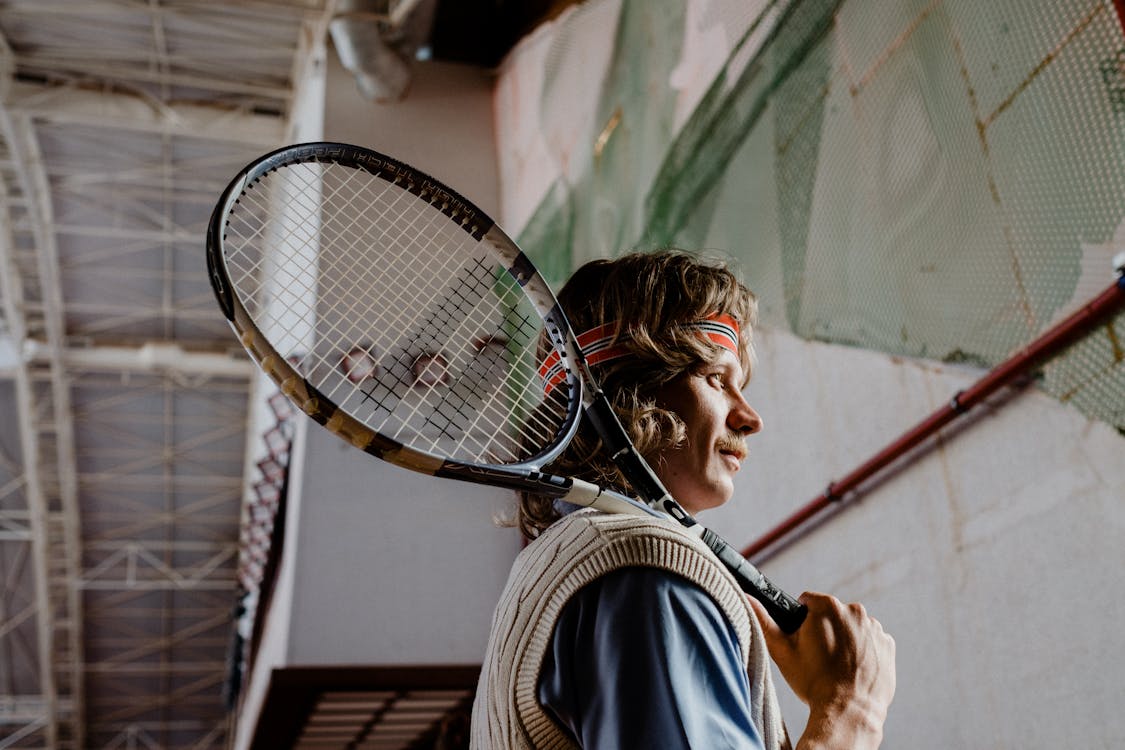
[703,326,1125,747]
[325,54,500,218]
[286,432,521,664]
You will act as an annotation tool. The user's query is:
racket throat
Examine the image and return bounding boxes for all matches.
[583,389,689,516]
[563,478,664,519]
[657,497,698,528]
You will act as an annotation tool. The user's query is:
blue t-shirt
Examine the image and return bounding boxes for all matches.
[537,566,766,749]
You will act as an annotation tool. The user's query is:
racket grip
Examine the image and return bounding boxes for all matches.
[700,527,807,633]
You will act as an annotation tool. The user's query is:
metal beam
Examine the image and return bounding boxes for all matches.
[0,105,86,750]
[19,340,253,379]
[15,57,294,103]
[0,123,60,750]
[4,80,286,144]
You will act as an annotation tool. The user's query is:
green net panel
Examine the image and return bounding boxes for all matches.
[518,0,1125,433]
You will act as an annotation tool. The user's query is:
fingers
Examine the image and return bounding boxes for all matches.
[801,590,856,618]
[748,590,896,715]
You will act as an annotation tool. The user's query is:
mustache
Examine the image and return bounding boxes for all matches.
[715,434,747,459]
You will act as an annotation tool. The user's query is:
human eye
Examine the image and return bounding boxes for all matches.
[704,371,727,389]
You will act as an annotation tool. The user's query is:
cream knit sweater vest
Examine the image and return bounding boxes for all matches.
[470,510,789,750]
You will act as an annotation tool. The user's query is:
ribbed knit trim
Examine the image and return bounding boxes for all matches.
[470,510,789,750]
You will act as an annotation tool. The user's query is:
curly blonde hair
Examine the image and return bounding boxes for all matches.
[516,250,757,539]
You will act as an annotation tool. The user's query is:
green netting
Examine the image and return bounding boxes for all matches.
[517,0,1125,432]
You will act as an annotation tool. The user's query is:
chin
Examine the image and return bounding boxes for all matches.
[680,491,732,516]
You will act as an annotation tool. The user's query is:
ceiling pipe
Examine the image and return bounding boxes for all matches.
[743,261,1125,562]
[18,340,254,379]
[328,0,437,102]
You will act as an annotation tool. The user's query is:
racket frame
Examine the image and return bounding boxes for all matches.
[207,142,584,493]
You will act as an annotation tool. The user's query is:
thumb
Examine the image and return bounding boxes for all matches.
[746,594,786,647]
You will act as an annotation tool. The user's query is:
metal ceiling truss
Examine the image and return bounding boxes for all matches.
[0,0,334,744]
[0,99,85,750]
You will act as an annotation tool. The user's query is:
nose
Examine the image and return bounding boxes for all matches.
[729,392,763,435]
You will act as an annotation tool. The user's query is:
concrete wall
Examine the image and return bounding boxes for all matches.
[285,432,521,665]
[324,55,500,218]
[704,326,1125,747]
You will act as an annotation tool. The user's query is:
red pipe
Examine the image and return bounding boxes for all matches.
[743,272,1125,560]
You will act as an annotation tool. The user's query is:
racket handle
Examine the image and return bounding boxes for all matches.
[700,527,807,633]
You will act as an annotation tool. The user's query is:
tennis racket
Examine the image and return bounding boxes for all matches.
[206,141,806,633]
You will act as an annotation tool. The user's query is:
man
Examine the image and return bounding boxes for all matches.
[472,251,895,749]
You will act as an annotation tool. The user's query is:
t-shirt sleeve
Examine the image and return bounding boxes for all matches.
[537,566,765,750]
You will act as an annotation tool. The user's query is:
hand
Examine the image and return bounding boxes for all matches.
[749,591,896,748]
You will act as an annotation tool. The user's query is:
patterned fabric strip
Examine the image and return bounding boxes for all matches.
[538,313,740,395]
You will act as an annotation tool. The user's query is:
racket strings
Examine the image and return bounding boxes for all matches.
[318,165,569,459]
[223,158,571,465]
[366,259,505,442]
[316,198,517,447]
[382,261,564,461]
[263,164,454,395]
[442,302,555,460]
[225,169,322,356]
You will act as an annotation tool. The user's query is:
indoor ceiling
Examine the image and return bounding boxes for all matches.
[0,1,558,748]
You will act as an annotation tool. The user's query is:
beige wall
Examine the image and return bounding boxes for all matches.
[285,51,516,663]
[704,326,1125,746]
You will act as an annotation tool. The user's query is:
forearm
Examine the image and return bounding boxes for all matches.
[795,697,886,750]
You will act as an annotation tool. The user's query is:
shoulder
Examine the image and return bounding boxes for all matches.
[547,510,741,597]
[562,564,737,635]
[540,507,707,553]
[514,509,755,651]
[510,509,723,593]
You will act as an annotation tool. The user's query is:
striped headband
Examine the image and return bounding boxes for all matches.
[539,313,740,395]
